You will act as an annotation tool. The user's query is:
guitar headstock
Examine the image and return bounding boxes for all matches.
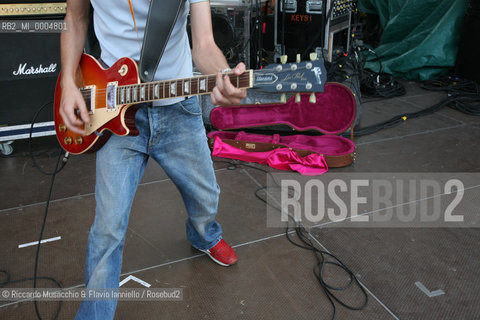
[252,53,327,94]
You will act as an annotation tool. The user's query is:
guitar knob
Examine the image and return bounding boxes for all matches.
[309,93,317,104]
[296,54,301,63]
[280,55,288,64]
[74,136,84,144]
[64,136,73,145]
[309,52,318,61]
[58,124,67,132]
[280,93,287,103]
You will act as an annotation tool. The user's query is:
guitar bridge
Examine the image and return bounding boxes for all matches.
[106,81,118,112]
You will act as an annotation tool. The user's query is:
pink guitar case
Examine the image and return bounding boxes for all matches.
[208,82,357,168]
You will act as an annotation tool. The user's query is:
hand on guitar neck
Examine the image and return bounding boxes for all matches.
[210,63,247,106]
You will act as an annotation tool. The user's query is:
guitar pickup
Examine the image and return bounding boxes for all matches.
[80,85,95,114]
[106,81,118,112]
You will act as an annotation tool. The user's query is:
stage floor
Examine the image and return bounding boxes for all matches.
[1,81,479,319]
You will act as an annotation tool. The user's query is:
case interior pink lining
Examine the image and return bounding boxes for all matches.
[209,82,356,157]
[210,83,356,135]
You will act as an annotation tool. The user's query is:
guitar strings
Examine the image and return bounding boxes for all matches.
[78,75,248,95]
[75,63,315,98]
[76,66,316,97]
[78,76,253,100]
[78,78,305,99]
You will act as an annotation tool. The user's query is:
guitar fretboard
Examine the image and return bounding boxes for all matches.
[115,72,252,105]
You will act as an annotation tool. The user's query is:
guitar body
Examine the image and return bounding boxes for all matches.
[54,53,141,154]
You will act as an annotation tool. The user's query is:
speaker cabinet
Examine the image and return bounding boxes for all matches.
[0,1,66,142]
[275,0,324,61]
[0,32,61,125]
[188,4,251,68]
[274,0,356,62]
[454,0,480,82]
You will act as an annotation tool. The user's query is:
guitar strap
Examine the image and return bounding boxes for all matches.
[135,0,185,82]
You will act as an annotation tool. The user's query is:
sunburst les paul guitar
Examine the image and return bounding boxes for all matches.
[54,53,326,154]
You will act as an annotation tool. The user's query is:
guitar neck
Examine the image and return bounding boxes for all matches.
[115,71,253,105]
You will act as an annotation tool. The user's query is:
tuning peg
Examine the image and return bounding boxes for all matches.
[296,54,301,63]
[280,55,288,64]
[280,93,287,103]
[309,52,318,61]
[295,93,301,103]
[309,92,316,104]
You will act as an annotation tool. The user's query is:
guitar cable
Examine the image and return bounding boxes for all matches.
[28,102,70,175]
[1,101,68,320]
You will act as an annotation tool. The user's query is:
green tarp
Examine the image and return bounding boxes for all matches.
[359,0,469,80]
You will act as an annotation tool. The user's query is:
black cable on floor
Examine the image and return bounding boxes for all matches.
[339,59,480,136]
[214,160,369,319]
[351,47,406,99]
[33,149,64,320]
[421,76,479,95]
[29,103,68,319]
[348,90,480,138]
[0,271,63,319]
[349,95,454,137]
[1,101,68,320]
[283,217,368,319]
[0,149,65,320]
[360,70,406,98]
[421,76,480,116]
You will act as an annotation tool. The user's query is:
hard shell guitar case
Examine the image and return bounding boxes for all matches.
[207,82,357,173]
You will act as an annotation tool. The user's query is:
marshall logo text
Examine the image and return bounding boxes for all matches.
[12,63,57,76]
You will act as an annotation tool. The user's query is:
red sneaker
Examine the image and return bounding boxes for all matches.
[199,239,238,266]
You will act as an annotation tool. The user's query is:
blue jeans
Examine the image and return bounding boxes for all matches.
[75,97,222,319]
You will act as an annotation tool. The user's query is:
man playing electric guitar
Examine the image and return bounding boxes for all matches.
[60,0,246,318]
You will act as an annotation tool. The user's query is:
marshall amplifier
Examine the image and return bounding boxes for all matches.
[0,1,66,144]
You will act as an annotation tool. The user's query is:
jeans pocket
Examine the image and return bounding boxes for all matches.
[178,97,202,116]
